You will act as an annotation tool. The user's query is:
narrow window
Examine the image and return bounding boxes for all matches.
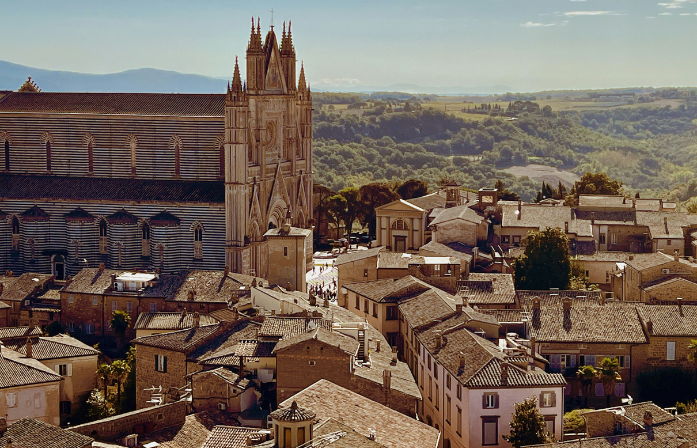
[99,219,108,254]
[46,141,52,171]
[193,224,203,259]
[4,140,9,171]
[11,216,20,252]
[130,138,137,175]
[457,406,462,435]
[150,303,157,313]
[298,427,305,445]
[87,141,94,173]
[482,419,499,446]
[219,144,225,179]
[174,142,181,177]
[667,341,676,360]
[142,222,150,257]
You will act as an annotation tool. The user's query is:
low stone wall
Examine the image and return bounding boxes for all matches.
[69,400,186,441]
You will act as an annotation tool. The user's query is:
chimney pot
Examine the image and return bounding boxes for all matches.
[458,352,466,369]
[383,369,392,390]
[674,250,680,261]
[376,340,381,352]
[562,297,572,315]
[435,330,443,349]
[455,301,463,313]
[643,411,654,427]
[646,320,653,335]
[192,312,200,327]
[532,297,541,310]
[501,362,509,386]
[25,338,32,358]
[391,346,398,365]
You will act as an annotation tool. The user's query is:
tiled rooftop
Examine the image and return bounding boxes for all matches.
[419,240,473,264]
[430,203,485,226]
[147,410,239,448]
[273,327,360,355]
[134,311,219,331]
[187,321,261,362]
[199,339,276,367]
[623,252,675,271]
[191,367,250,389]
[270,400,316,422]
[281,380,440,448]
[259,316,332,339]
[0,91,226,116]
[5,334,100,360]
[201,426,264,448]
[0,174,224,203]
[170,270,262,303]
[343,276,432,303]
[405,191,447,211]
[334,246,384,266]
[0,345,63,388]
[0,418,93,448]
[133,323,221,352]
[637,304,697,336]
[0,273,53,302]
[0,326,43,341]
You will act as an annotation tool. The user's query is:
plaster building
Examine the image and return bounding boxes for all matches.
[263,215,313,292]
[4,334,100,424]
[0,19,313,279]
[0,344,63,426]
[415,314,566,448]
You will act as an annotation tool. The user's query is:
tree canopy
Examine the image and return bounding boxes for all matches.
[564,172,623,206]
[513,227,571,290]
[503,397,554,448]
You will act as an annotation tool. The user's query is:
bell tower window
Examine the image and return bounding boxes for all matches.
[193,224,203,260]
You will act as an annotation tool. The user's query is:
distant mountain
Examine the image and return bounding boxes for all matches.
[313,83,515,96]
[0,60,227,93]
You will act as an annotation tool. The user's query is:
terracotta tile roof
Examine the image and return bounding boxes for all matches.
[578,195,631,208]
[273,327,360,355]
[376,252,413,269]
[170,270,262,303]
[270,400,317,422]
[623,252,674,271]
[516,290,603,303]
[312,418,388,448]
[37,288,61,301]
[461,273,517,305]
[187,320,260,362]
[201,426,265,448]
[501,204,591,237]
[481,309,524,323]
[107,208,138,224]
[593,402,675,427]
[430,203,485,226]
[417,314,565,388]
[528,427,688,448]
[259,316,332,339]
[575,209,637,227]
[575,252,639,262]
[419,241,473,264]
[0,273,53,302]
[334,246,384,266]
[0,174,224,203]
[147,410,239,448]
[398,290,456,330]
[638,211,697,238]
[0,418,93,448]
[133,323,221,352]
[64,207,94,223]
[134,311,219,331]
[405,191,447,211]
[63,268,121,294]
[0,92,225,116]
[0,326,43,341]
[191,367,250,389]
[281,380,440,448]
[199,339,276,366]
[21,205,51,222]
[637,304,697,336]
[343,276,432,303]
[5,334,100,360]
[525,298,646,344]
[0,346,63,388]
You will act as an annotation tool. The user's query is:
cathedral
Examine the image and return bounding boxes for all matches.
[0,19,313,279]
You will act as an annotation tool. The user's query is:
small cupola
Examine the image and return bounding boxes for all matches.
[270,400,316,448]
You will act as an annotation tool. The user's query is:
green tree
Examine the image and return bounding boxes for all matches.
[576,365,597,408]
[122,346,137,412]
[358,183,400,237]
[687,339,697,364]
[564,172,623,206]
[45,321,65,336]
[111,309,132,353]
[495,180,521,201]
[326,194,348,232]
[564,409,592,434]
[96,363,112,398]
[313,184,336,244]
[337,186,362,233]
[86,389,115,421]
[396,179,428,200]
[513,227,571,290]
[502,397,554,448]
[110,359,131,406]
[596,357,621,407]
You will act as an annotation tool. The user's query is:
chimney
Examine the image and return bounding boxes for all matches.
[565,221,569,233]
[643,411,654,427]
[376,340,381,352]
[192,312,200,327]
[517,201,522,220]
[599,295,606,306]
[99,262,105,271]
[530,337,536,357]
[455,298,463,313]
[223,266,230,276]
[562,297,572,315]
[391,346,398,366]
[674,249,680,262]
[435,330,443,349]
[532,297,541,311]
[646,320,653,335]
[282,208,292,234]
[665,217,669,234]
[188,290,195,301]
[25,338,32,358]
[0,417,6,436]
[678,297,683,316]
[383,369,392,390]
[501,362,509,386]
[458,352,466,369]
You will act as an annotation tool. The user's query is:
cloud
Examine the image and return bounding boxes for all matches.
[569,0,587,2]
[658,0,696,8]
[659,12,673,15]
[646,16,657,18]
[563,10,615,16]
[521,21,556,27]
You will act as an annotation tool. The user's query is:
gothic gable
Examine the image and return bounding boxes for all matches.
[267,165,291,213]
[263,33,287,94]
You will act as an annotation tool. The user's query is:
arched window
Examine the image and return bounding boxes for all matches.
[391,219,409,230]
[193,224,203,260]
[4,140,9,171]
[174,142,181,177]
[46,141,52,171]
[11,216,19,252]
[99,219,108,254]
[219,144,225,179]
[87,141,94,173]
[142,222,150,257]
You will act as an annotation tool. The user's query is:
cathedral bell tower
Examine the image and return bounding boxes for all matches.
[224,58,250,273]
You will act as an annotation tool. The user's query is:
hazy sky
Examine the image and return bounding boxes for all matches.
[1,0,696,92]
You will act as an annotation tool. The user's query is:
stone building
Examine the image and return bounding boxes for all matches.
[611,251,697,302]
[0,19,312,279]
[0,272,58,327]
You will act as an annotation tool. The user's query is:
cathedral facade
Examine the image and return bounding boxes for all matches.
[0,19,312,279]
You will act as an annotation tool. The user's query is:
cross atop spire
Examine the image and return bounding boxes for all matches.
[270,8,274,30]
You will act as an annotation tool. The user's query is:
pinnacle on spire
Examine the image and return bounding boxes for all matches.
[285,20,295,55]
[231,56,242,93]
[298,62,307,92]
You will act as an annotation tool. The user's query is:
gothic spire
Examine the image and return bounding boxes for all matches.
[248,17,263,52]
[298,62,307,92]
[231,57,242,93]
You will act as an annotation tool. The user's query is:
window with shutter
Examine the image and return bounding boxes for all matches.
[482,419,498,445]
[595,383,604,396]
[6,392,17,407]
[615,382,626,397]
[67,363,73,377]
[483,393,499,409]
[667,341,676,360]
